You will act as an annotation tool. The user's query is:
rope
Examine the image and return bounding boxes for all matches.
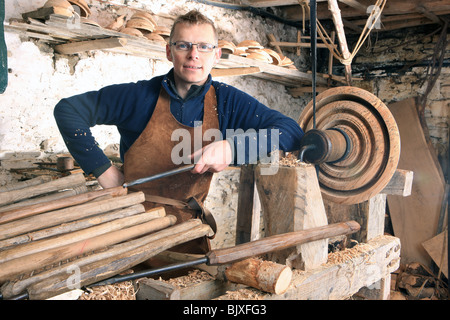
[298,0,387,66]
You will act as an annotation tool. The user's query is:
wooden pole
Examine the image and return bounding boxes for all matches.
[0,186,128,224]
[0,203,145,249]
[23,223,212,300]
[223,258,292,295]
[0,212,176,283]
[1,219,205,298]
[0,192,145,240]
[327,0,353,85]
[0,207,165,263]
[0,173,86,206]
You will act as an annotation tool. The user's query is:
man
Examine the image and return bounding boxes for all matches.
[54,10,304,252]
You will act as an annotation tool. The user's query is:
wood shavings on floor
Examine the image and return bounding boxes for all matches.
[215,288,264,300]
[163,269,215,288]
[79,281,136,300]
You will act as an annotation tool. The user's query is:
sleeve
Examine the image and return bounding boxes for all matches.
[53,81,155,177]
[217,85,304,165]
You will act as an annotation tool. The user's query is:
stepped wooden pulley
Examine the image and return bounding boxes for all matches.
[298,86,401,205]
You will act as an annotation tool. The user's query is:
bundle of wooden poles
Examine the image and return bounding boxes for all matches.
[0,173,212,300]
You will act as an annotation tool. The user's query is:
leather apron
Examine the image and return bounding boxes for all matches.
[123,85,219,254]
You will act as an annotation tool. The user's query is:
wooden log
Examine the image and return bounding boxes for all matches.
[223,258,292,295]
[0,189,79,213]
[1,219,205,298]
[0,176,53,192]
[207,220,360,266]
[0,192,145,240]
[0,206,165,263]
[24,223,213,299]
[0,173,86,206]
[255,164,328,270]
[0,211,173,283]
[0,203,145,249]
[0,186,128,224]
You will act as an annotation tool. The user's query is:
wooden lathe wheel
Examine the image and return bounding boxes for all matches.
[298,86,401,205]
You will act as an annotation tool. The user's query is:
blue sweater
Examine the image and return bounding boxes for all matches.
[54,70,304,177]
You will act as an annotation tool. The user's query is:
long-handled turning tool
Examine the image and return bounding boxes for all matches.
[123,164,195,188]
[88,220,360,287]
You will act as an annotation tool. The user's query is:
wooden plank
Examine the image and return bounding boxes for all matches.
[422,231,448,278]
[324,194,386,243]
[381,169,414,197]
[255,164,328,270]
[218,54,328,86]
[235,165,260,244]
[211,67,261,78]
[387,98,445,267]
[54,37,128,54]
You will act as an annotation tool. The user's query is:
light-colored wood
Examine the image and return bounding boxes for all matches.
[327,0,353,84]
[0,211,173,283]
[381,169,414,196]
[387,98,445,266]
[216,235,400,300]
[0,219,205,298]
[0,203,145,248]
[54,37,128,54]
[136,277,244,300]
[224,258,292,294]
[0,173,86,206]
[324,193,386,243]
[422,231,448,278]
[0,192,145,240]
[207,219,360,267]
[0,186,128,224]
[0,207,165,263]
[0,189,79,213]
[211,67,261,78]
[355,274,391,300]
[24,223,212,299]
[0,175,53,192]
[254,164,329,270]
[136,278,180,300]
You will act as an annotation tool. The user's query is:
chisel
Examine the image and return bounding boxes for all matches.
[123,164,195,188]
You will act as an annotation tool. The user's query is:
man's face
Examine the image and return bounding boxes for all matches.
[166,23,221,88]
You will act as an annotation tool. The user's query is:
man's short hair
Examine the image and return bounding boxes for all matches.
[169,10,218,43]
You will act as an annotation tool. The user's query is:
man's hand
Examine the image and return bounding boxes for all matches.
[97,165,124,189]
[190,140,233,174]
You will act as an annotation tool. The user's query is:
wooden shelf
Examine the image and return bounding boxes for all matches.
[5,14,326,87]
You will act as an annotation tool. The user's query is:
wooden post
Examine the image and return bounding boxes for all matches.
[235,165,260,244]
[255,163,328,270]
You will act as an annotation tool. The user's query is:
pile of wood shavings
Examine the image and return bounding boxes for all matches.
[326,242,375,265]
[79,281,136,300]
[278,153,303,167]
[163,269,214,288]
[216,288,264,300]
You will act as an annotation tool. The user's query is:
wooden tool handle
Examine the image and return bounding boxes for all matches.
[206,221,360,265]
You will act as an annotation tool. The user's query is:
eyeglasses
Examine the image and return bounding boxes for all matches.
[170,41,217,52]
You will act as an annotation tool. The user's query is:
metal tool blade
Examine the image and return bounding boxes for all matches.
[123,164,195,188]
